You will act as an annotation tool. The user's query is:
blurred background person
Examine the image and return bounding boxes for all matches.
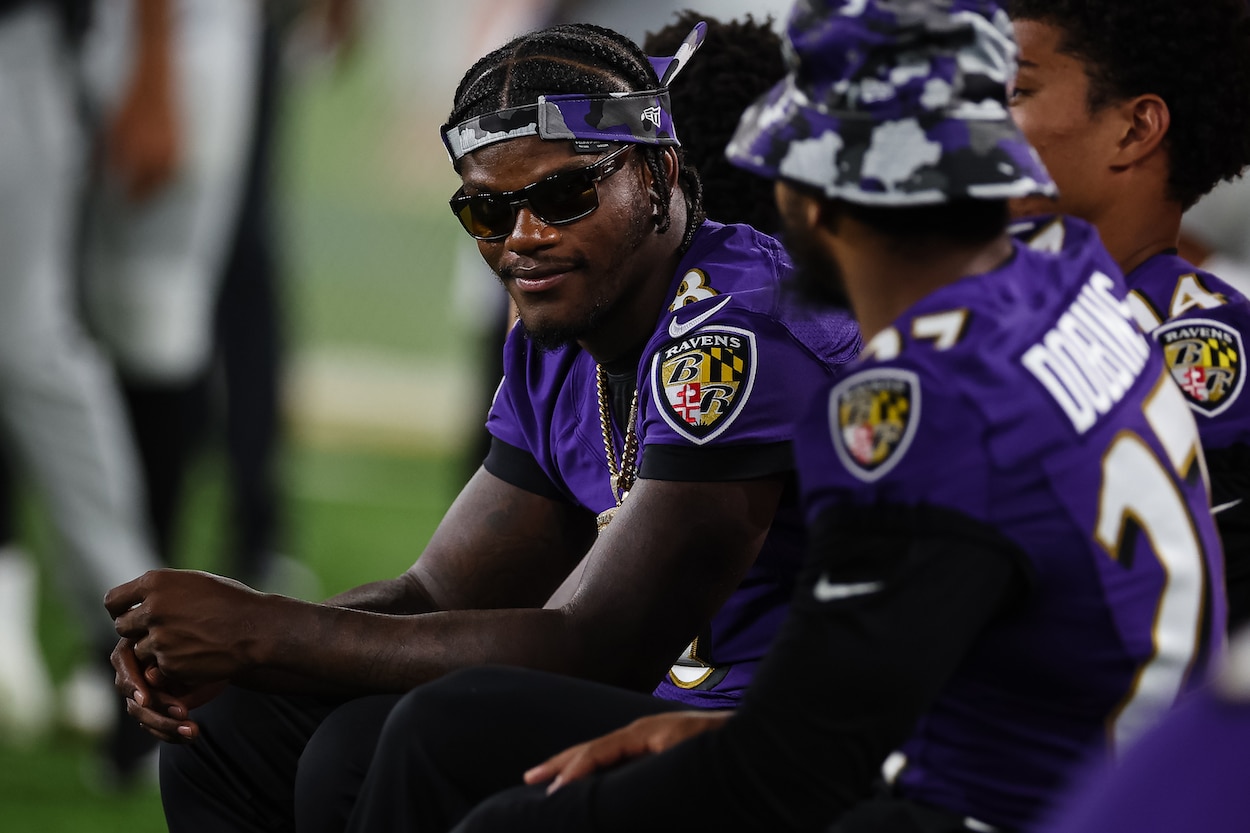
[65,0,263,783]
[74,0,355,590]
[77,0,262,573]
[0,0,162,786]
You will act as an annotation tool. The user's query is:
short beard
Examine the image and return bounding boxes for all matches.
[512,196,653,353]
[518,301,609,352]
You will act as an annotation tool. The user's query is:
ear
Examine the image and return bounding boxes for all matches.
[1111,94,1170,169]
[645,146,681,198]
[661,146,680,190]
[774,181,822,227]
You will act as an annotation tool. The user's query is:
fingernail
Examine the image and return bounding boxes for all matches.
[178,725,193,737]
[133,691,145,707]
[547,776,563,795]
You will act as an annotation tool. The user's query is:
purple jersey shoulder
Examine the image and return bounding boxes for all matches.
[1126,252,1250,447]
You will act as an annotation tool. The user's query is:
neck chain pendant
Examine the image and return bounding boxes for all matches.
[595,501,625,534]
[596,365,639,535]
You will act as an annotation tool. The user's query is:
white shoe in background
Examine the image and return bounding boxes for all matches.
[0,547,56,745]
[60,661,118,737]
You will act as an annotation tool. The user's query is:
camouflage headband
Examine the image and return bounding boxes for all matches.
[441,22,708,162]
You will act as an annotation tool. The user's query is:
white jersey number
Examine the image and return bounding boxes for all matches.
[1097,375,1210,750]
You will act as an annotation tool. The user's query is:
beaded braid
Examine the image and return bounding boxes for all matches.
[447,23,706,250]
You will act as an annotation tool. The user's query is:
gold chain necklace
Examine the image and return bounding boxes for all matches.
[595,364,640,534]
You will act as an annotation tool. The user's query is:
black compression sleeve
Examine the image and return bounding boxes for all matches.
[582,503,1030,833]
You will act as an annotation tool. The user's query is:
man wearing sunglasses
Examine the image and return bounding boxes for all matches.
[102,19,862,833]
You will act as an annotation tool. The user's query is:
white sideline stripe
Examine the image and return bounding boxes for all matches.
[285,349,477,453]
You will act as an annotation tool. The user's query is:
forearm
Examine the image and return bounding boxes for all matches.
[324,572,440,615]
[236,598,633,697]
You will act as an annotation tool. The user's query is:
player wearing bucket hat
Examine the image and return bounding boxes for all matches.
[348,2,1222,832]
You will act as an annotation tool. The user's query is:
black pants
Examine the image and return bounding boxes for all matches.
[452,789,999,833]
[361,669,1004,833]
[344,667,684,833]
[159,687,399,833]
[159,669,681,833]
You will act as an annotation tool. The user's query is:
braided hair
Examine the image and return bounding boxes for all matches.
[447,23,706,249]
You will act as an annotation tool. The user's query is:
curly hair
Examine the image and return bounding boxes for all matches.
[1008,0,1250,209]
[644,11,787,235]
[446,23,706,249]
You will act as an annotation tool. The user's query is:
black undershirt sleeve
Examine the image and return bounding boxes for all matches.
[482,436,570,503]
[639,441,795,482]
[578,503,1031,833]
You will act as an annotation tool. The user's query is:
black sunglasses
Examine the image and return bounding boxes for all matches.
[449,145,634,241]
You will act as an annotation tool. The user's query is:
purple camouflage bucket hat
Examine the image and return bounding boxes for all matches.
[726,0,1056,205]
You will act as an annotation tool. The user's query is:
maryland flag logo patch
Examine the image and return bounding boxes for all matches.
[1155,317,1244,417]
[652,325,756,444]
[830,368,921,482]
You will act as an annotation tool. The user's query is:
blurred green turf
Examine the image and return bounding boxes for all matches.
[0,737,166,833]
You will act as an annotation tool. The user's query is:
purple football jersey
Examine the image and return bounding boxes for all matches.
[487,220,861,708]
[795,216,1226,830]
[1125,252,1250,450]
[1022,225,1250,628]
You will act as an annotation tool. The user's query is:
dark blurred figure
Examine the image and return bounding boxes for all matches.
[0,0,162,785]
[212,9,288,588]
[643,10,786,235]
[214,0,357,592]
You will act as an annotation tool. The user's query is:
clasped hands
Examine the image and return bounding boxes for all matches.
[103,569,263,743]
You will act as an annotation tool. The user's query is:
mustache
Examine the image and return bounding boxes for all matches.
[498,259,586,282]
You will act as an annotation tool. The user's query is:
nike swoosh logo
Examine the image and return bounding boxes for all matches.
[1213,499,1244,515]
[668,296,733,339]
[812,577,884,602]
